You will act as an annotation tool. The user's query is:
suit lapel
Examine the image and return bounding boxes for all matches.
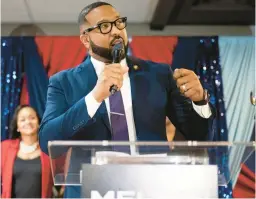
[126,57,145,138]
[80,57,111,132]
[79,57,98,95]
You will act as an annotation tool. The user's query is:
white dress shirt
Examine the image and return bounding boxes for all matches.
[85,57,212,152]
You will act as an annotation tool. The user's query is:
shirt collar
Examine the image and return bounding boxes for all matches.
[91,56,128,77]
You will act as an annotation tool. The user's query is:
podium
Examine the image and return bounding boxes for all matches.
[48,141,255,198]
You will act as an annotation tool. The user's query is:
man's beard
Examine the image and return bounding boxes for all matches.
[89,38,128,63]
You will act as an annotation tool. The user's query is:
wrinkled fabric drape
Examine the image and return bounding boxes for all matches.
[1,37,23,140]
[130,36,178,65]
[22,37,49,118]
[219,36,255,186]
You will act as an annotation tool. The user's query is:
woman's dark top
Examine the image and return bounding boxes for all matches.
[11,156,42,198]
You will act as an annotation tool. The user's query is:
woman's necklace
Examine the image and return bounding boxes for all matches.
[19,141,38,154]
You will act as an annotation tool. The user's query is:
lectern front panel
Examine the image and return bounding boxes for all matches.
[81,164,218,198]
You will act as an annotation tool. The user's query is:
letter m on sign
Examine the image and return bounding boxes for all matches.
[91,191,115,199]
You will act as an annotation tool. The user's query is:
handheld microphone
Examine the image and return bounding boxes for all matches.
[109,43,123,94]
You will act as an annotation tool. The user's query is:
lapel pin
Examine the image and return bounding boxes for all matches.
[133,65,139,70]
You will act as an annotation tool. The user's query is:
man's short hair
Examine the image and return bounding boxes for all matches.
[78,1,113,26]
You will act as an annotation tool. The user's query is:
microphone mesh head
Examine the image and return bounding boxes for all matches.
[112,43,123,56]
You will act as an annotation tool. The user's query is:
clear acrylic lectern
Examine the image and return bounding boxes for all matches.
[48,141,255,198]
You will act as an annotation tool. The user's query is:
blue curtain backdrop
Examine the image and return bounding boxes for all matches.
[1,37,23,140]
[1,37,48,140]
[219,36,255,186]
[171,37,232,198]
[22,37,49,118]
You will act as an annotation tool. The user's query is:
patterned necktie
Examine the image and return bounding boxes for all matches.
[109,91,130,153]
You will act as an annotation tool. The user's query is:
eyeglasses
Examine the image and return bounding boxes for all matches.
[83,17,127,34]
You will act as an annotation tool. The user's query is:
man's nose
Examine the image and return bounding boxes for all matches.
[110,24,121,36]
[25,119,32,124]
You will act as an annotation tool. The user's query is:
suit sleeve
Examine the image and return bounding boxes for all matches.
[166,66,216,141]
[39,75,96,155]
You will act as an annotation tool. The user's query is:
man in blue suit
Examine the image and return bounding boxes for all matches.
[39,2,215,198]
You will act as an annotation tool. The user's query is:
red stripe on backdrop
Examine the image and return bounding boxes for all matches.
[233,163,255,198]
[20,36,87,105]
[20,75,29,105]
[35,36,87,77]
[130,36,178,65]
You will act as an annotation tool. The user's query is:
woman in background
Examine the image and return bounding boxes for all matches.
[1,105,53,198]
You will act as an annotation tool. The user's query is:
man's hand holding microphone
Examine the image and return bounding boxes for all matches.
[92,43,128,103]
[92,63,128,103]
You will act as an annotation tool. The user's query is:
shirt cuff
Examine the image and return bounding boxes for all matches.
[85,92,102,118]
[192,102,212,118]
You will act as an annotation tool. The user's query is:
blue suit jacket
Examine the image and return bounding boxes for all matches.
[39,56,215,198]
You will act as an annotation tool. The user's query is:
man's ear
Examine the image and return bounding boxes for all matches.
[80,34,90,49]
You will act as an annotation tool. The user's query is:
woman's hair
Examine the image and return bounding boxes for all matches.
[9,105,41,139]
